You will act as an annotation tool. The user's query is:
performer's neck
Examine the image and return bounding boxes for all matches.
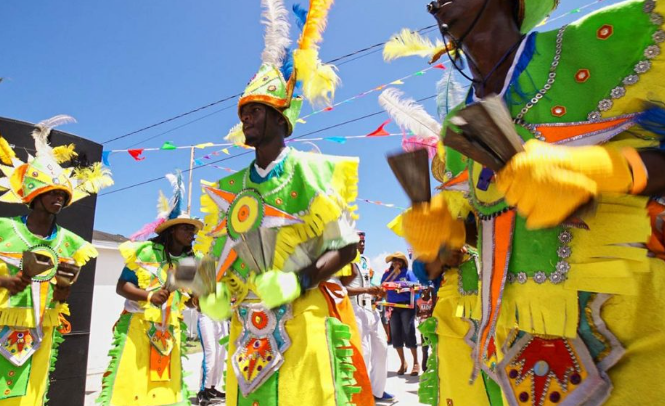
[255,137,287,170]
[26,210,56,238]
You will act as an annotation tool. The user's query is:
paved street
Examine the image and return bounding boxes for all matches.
[85,339,424,405]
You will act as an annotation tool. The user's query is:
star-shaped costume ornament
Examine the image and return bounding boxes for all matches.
[203,185,303,279]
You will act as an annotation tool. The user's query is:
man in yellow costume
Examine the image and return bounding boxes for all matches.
[0,116,112,405]
[196,1,374,405]
[397,0,665,405]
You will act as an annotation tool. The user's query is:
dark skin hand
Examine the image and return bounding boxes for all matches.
[53,284,71,302]
[423,247,466,281]
[116,224,197,305]
[428,0,665,195]
[340,262,385,298]
[300,244,358,288]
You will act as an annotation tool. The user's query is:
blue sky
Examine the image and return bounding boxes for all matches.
[1,0,622,266]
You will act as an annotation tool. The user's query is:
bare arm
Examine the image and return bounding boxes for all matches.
[300,244,358,289]
[340,263,383,297]
[116,279,169,305]
[641,150,665,196]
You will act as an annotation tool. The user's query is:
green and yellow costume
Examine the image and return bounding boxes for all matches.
[198,147,363,406]
[97,241,193,406]
[0,218,96,406]
[0,117,110,405]
[402,0,665,405]
[198,1,376,404]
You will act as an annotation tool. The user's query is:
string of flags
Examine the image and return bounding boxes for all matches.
[101,62,446,165]
[100,0,604,170]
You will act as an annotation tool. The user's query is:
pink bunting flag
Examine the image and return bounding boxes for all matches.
[367,119,392,137]
[128,149,146,161]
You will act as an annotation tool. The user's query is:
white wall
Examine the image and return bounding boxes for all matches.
[87,242,126,376]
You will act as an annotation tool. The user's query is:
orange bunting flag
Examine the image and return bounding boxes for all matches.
[128,149,146,161]
[367,119,392,137]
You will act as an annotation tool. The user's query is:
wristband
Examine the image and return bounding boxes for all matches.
[147,291,155,304]
[297,272,312,297]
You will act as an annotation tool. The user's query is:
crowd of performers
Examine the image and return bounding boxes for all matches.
[2,0,665,405]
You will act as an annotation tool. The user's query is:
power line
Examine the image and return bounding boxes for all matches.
[101,24,439,146]
[99,94,436,196]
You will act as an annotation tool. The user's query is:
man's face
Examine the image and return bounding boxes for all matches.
[358,237,366,254]
[171,224,197,247]
[37,190,68,215]
[444,248,465,267]
[428,0,494,39]
[239,102,285,148]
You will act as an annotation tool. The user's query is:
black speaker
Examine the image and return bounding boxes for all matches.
[0,117,101,406]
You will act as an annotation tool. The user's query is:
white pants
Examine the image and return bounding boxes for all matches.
[353,304,388,397]
[198,312,228,390]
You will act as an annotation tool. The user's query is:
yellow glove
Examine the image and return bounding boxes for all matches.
[497,140,643,229]
[199,282,233,321]
[402,193,466,262]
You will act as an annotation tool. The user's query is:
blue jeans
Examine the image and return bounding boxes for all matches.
[389,307,417,349]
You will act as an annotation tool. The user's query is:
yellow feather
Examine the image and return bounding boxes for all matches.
[157,191,170,217]
[294,0,339,107]
[52,144,78,164]
[383,29,448,62]
[225,123,246,147]
[293,49,339,107]
[298,0,334,51]
[74,162,114,193]
[0,136,16,165]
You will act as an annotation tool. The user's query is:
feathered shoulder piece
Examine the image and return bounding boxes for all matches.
[0,115,113,206]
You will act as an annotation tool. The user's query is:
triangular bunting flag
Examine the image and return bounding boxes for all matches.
[128,149,146,161]
[367,119,391,137]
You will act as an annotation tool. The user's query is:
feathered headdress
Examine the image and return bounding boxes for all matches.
[0,115,113,206]
[378,88,441,159]
[228,0,339,145]
[129,170,203,241]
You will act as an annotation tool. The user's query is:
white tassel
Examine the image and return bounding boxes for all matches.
[260,0,292,68]
[379,88,441,139]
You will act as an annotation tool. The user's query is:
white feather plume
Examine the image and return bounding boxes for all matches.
[31,115,76,156]
[378,88,441,139]
[436,70,468,120]
[260,0,292,68]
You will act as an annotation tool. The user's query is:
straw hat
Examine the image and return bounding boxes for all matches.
[155,213,204,234]
[385,252,409,265]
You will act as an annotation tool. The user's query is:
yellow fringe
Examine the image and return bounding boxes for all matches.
[497,194,650,338]
[273,193,345,270]
[194,185,221,255]
[330,156,359,219]
[72,242,98,267]
[0,307,65,329]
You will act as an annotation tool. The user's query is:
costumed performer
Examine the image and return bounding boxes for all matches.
[338,231,393,402]
[196,1,374,405]
[97,172,203,406]
[0,116,112,406]
[397,0,665,405]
